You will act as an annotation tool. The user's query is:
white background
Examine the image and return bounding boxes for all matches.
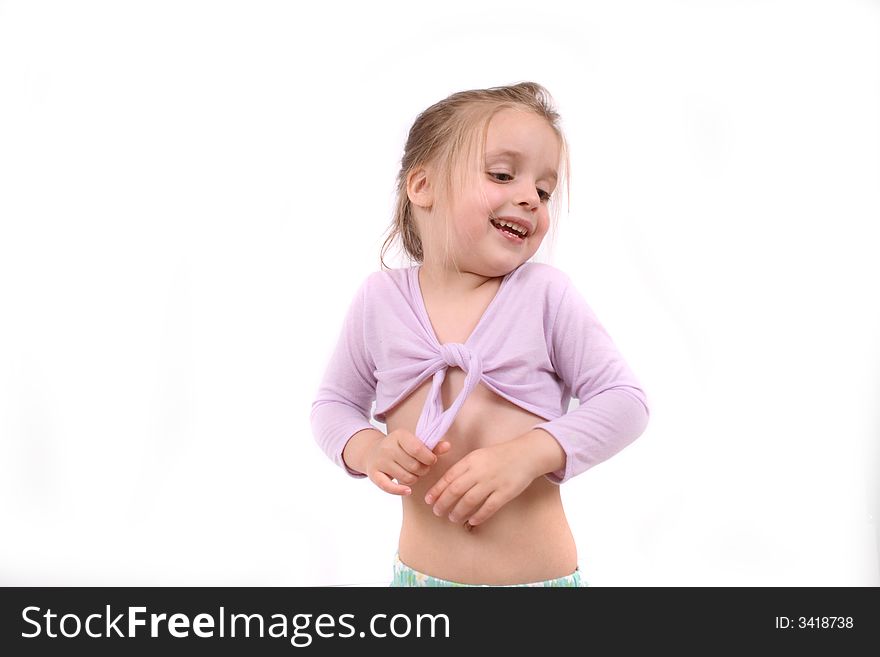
[0,0,878,586]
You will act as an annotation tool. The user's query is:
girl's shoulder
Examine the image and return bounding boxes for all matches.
[517,261,571,284]
[355,265,418,303]
[366,264,415,289]
[512,261,573,298]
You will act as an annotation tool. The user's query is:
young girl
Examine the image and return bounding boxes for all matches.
[311,82,649,587]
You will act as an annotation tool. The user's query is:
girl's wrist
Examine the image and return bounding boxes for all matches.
[342,428,385,475]
[515,429,566,479]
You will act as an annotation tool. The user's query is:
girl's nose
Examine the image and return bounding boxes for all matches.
[514,180,540,209]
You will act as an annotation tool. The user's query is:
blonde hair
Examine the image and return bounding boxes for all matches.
[379,81,570,271]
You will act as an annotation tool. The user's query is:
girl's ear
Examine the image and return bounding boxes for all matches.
[406,166,434,209]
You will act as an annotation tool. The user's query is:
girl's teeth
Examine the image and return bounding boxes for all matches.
[491,218,526,237]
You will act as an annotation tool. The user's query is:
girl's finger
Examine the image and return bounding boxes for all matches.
[424,459,466,505]
[467,491,503,527]
[389,461,420,485]
[369,470,411,496]
[448,483,488,524]
[430,471,477,518]
[395,452,424,475]
[400,434,443,466]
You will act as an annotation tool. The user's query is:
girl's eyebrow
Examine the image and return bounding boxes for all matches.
[485,148,558,182]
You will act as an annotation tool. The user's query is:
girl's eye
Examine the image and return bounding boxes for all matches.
[489,172,552,203]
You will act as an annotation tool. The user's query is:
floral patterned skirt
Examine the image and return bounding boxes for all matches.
[389,552,587,587]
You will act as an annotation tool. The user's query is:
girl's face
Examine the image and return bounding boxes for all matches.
[445,108,560,276]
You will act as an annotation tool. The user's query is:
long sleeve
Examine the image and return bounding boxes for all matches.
[310,277,377,479]
[533,278,650,484]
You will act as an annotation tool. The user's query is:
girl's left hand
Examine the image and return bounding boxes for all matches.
[423,439,537,529]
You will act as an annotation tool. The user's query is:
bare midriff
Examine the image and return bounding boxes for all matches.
[383,365,578,585]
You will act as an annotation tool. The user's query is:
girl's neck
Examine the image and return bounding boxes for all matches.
[418,261,499,298]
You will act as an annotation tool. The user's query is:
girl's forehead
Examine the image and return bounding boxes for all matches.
[483,111,560,171]
[487,108,550,133]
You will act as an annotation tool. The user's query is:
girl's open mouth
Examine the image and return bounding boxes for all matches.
[489,218,526,243]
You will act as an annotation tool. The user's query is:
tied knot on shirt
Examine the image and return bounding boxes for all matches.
[415,342,484,450]
[438,342,481,372]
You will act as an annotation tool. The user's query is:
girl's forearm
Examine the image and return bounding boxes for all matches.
[516,428,567,479]
[342,428,385,475]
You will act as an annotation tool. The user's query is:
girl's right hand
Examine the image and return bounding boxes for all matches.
[363,429,451,496]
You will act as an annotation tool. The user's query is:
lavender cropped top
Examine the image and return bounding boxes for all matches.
[310,261,649,484]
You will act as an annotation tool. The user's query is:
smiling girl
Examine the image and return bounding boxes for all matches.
[311,82,650,587]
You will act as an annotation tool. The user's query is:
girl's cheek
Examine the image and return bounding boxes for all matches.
[536,216,550,236]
